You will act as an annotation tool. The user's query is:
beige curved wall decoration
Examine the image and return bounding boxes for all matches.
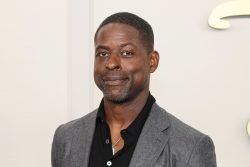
[208,0,250,29]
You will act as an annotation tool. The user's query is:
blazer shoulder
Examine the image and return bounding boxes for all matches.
[51,110,98,167]
[54,109,98,140]
[153,104,216,166]
[154,103,207,141]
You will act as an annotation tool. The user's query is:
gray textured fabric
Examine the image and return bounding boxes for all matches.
[51,103,217,167]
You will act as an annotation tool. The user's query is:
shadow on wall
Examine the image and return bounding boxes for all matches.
[247,120,250,138]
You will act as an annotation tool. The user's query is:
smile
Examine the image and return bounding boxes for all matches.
[102,76,129,86]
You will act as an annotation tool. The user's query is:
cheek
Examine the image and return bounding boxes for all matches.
[124,61,150,83]
[94,71,103,90]
[94,60,103,76]
[93,65,103,85]
[94,71,102,85]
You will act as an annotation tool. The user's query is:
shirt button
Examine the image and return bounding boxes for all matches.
[107,161,112,166]
[105,139,109,144]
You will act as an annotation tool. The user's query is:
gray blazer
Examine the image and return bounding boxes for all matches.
[52,103,217,167]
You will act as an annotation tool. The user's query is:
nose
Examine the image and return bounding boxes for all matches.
[105,54,121,70]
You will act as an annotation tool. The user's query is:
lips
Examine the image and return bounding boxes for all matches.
[102,75,129,86]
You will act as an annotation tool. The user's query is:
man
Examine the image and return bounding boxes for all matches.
[52,12,217,167]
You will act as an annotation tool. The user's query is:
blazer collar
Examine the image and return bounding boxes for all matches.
[68,103,170,167]
[129,103,171,167]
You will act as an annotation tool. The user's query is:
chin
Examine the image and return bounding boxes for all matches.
[104,92,129,104]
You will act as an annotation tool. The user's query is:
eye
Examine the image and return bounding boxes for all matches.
[121,51,133,57]
[96,51,110,57]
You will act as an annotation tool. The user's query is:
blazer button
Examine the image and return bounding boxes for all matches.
[107,161,112,166]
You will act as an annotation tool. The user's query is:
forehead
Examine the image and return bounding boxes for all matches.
[95,23,141,46]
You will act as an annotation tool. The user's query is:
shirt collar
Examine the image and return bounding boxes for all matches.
[125,93,155,137]
[96,92,156,137]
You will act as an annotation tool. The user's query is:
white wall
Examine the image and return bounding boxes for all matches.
[0,0,71,166]
[0,0,93,166]
[71,0,92,119]
[1,0,250,166]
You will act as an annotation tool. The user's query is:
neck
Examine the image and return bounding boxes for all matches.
[104,90,149,128]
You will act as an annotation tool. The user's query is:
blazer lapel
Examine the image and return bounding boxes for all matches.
[69,111,97,167]
[129,103,170,167]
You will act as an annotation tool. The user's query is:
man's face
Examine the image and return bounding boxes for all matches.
[94,23,154,103]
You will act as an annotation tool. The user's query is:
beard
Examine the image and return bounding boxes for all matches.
[102,82,132,103]
[95,72,134,103]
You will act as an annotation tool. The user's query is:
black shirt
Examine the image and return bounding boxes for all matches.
[88,93,156,167]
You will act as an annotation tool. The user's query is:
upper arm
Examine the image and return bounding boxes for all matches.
[51,126,63,167]
[186,135,217,167]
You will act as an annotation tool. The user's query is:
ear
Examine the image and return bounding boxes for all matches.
[149,51,159,73]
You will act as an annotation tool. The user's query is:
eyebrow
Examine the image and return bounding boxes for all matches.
[95,42,137,51]
[95,45,109,51]
[120,42,137,48]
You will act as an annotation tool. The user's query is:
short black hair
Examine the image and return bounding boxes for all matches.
[94,12,154,54]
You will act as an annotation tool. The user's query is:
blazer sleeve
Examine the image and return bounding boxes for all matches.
[186,135,217,167]
[51,126,62,167]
